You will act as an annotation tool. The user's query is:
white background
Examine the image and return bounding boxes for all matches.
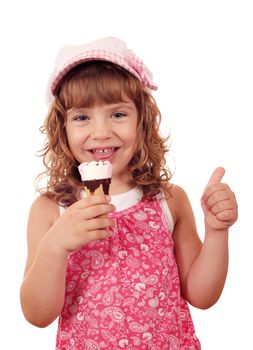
[0,0,252,349]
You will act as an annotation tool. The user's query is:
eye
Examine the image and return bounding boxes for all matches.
[73,114,89,121]
[112,112,126,119]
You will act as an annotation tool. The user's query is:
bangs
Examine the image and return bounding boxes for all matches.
[57,61,141,110]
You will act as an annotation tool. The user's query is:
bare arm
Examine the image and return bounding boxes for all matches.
[168,168,238,309]
[20,195,115,327]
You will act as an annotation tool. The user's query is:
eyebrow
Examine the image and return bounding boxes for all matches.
[105,102,136,111]
[67,102,136,114]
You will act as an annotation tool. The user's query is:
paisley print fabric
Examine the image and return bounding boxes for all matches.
[56,197,201,349]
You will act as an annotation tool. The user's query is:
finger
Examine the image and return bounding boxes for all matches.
[81,204,116,220]
[205,167,225,189]
[202,183,228,204]
[209,199,235,216]
[86,217,116,231]
[205,189,231,209]
[216,209,235,222]
[75,195,111,209]
[89,229,113,241]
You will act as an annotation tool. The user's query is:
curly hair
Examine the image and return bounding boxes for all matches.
[36,61,172,206]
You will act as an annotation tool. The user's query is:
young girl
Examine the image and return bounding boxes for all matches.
[20,37,238,349]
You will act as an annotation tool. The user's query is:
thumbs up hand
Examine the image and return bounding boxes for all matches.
[201,167,238,231]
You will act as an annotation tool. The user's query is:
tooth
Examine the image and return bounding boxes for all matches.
[93,148,114,153]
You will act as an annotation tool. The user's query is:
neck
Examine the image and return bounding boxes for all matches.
[109,178,136,195]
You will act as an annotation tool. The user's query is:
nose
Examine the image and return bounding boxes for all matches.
[90,119,112,140]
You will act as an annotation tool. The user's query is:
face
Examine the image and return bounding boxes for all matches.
[65,99,138,189]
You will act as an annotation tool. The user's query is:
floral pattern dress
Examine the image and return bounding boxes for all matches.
[56,196,201,350]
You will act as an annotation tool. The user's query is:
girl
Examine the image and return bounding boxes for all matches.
[20,37,238,349]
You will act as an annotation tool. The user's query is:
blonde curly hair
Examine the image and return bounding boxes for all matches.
[37,61,172,206]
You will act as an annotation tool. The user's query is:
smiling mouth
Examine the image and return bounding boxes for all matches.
[89,147,119,160]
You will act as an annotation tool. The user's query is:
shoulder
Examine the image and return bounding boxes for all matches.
[164,183,193,225]
[31,194,59,218]
[29,194,60,224]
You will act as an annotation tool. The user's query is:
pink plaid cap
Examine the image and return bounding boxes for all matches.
[47,37,157,103]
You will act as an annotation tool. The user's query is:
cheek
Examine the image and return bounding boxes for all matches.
[66,127,87,147]
[122,124,137,145]
[129,130,138,153]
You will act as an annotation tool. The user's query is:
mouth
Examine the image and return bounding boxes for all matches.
[88,147,120,160]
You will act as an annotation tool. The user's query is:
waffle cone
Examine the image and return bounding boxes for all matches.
[85,184,105,196]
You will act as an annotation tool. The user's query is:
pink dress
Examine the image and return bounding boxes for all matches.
[56,194,201,349]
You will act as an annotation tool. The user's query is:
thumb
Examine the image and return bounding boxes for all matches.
[205,167,225,189]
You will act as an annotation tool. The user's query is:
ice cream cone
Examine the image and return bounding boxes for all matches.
[85,183,107,196]
[78,160,112,197]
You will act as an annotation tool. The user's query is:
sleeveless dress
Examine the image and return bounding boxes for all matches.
[56,188,201,350]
